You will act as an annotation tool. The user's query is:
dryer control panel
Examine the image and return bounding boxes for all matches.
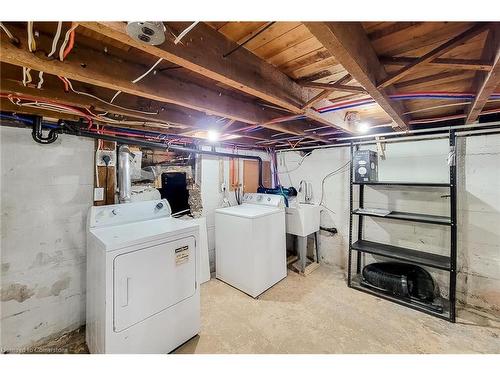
[88,199,172,228]
[242,193,284,207]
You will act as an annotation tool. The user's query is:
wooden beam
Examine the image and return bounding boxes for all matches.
[79,22,309,113]
[1,26,343,140]
[0,78,196,129]
[301,82,367,94]
[301,74,352,109]
[380,56,494,71]
[220,119,236,131]
[377,23,491,89]
[302,90,331,109]
[394,71,468,89]
[466,25,500,124]
[367,22,422,41]
[0,26,281,127]
[304,22,408,131]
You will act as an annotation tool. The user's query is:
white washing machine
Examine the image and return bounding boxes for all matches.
[215,193,286,298]
[86,199,200,353]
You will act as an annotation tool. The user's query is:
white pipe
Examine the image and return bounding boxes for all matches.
[118,145,132,203]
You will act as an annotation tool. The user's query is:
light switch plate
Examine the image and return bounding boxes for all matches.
[94,187,105,201]
[96,150,116,167]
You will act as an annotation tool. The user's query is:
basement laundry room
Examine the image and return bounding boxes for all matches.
[1,3,500,368]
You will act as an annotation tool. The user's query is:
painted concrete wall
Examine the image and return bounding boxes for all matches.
[199,147,270,272]
[277,134,500,313]
[1,127,94,352]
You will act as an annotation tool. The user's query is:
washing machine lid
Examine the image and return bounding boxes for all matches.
[90,217,198,251]
[215,204,283,219]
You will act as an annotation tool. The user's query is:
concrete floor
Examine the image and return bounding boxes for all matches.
[32,264,499,354]
[175,265,500,354]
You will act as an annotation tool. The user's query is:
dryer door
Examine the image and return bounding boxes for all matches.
[113,236,196,332]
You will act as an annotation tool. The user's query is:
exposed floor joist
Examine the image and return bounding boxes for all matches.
[304,22,409,131]
[0,28,330,141]
[377,23,492,89]
[79,22,309,113]
[466,24,500,124]
[79,22,352,135]
[380,56,494,71]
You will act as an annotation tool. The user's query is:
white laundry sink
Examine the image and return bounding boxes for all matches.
[285,203,320,237]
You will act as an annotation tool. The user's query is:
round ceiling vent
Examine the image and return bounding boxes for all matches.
[126,22,166,46]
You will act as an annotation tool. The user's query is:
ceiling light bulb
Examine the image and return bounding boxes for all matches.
[357,122,370,133]
[207,129,220,142]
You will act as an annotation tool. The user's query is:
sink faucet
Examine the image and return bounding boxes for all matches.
[299,180,312,203]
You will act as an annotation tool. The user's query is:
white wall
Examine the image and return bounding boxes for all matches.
[277,134,500,313]
[199,147,270,272]
[1,127,94,351]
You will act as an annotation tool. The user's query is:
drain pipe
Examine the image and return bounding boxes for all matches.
[118,145,132,203]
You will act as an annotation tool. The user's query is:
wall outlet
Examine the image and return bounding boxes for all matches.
[96,150,116,166]
[94,187,105,201]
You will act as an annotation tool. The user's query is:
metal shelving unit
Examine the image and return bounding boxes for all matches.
[348,131,457,322]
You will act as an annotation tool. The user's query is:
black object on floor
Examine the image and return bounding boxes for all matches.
[361,262,443,313]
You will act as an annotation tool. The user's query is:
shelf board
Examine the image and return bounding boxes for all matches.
[352,209,451,226]
[353,181,450,187]
[351,240,451,270]
[350,275,451,321]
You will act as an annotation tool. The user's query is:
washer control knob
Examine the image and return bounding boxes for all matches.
[156,202,164,210]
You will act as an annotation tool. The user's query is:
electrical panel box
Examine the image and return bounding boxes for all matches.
[353,150,378,183]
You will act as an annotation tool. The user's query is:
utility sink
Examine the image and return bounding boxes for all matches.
[285,203,321,237]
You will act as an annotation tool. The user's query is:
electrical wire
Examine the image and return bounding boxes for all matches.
[105,57,163,106]
[48,21,63,58]
[319,160,351,208]
[132,58,163,83]
[62,27,76,60]
[59,23,78,61]
[174,22,199,44]
[25,68,32,85]
[62,77,159,115]
[277,151,311,174]
[37,71,44,89]
[27,22,36,52]
[0,22,15,39]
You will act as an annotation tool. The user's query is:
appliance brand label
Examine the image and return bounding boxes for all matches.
[175,245,189,265]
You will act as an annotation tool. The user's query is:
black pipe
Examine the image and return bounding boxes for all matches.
[31,116,59,144]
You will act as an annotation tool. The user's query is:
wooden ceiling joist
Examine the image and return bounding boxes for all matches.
[380,56,494,71]
[301,73,353,109]
[1,27,329,140]
[377,23,491,89]
[79,22,309,113]
[466,24,500,124]
[0,78,195,129]
[304,22,409,131]
[79,22,352,135]
[301,82,368,94]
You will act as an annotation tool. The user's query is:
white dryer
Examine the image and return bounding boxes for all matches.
[215,193,286,298]
[86,199,200,353]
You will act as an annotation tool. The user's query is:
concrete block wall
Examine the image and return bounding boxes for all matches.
[277,134,500,313]
[1,127,94,352]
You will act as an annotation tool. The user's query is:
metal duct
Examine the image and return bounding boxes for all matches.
[118,145,132,203]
